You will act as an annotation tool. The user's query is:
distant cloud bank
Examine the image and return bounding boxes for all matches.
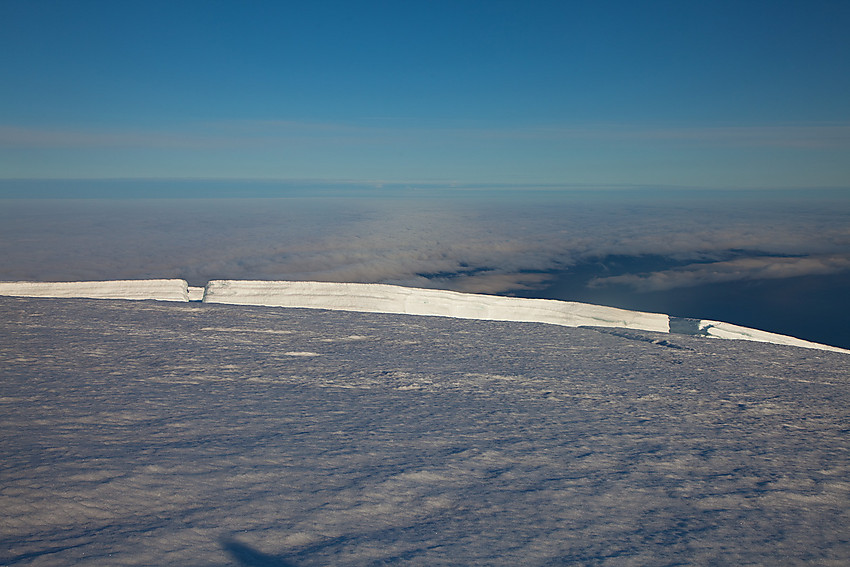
[1,186,849,298]
[590,254,850,292]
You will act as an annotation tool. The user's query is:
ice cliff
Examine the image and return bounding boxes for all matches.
[0,279,190,302]
[203,279,671,333]
[1,278,846,353]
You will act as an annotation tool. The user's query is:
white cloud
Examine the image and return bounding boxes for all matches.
[590,255,850,292]
[1,190,849,295]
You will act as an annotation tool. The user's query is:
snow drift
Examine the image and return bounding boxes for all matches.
[0,279,189,302]
[204,280,670,333]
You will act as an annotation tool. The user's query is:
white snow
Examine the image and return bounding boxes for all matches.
[3,297,849,565]
[203,279,671,333]
[188,286,205,301]
[699,320,850,354]
[1,278,845,353]
[0,279,189,302]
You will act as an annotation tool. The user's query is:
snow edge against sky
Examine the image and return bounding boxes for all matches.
[0,279,847,354]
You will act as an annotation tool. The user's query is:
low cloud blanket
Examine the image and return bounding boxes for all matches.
[2,184,849,346]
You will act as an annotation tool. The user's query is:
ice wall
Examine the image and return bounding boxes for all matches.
[2,278,845,353]
[0,279,189,302]
[204,280,671,333]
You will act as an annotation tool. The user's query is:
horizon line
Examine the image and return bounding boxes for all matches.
[2,177,848,193]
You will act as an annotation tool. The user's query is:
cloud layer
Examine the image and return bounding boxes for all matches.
[590,255,850,292]
[1,187,849,298]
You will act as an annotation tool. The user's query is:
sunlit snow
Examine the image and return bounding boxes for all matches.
[0,279,188,302]
[2,296,848,566]
[698,319,849,353]
[203,279,670,333]
[1,279,847,353]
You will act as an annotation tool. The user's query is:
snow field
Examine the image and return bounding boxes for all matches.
[2,297,849,565]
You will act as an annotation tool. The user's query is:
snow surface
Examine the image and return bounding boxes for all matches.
[2,296,849,566]
[0,279,189,302]
[204,279,671,333]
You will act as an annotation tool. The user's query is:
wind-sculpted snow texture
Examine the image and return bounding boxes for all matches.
[2,297,849,566]
[0,279,189,302]
[204,279,670,333]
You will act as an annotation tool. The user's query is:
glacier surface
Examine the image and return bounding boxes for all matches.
[2,296,848,566]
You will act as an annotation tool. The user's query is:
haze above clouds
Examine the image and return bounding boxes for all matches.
[2,1,849,186]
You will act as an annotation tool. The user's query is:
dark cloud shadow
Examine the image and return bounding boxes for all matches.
[220,537,299,567]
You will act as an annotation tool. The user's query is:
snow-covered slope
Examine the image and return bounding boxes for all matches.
[204,280,671,332]
[3,296,849,566]
[0,279,189,302]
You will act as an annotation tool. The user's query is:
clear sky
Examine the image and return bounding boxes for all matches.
[2,0,849,187]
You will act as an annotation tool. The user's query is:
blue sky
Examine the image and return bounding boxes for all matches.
[2,0,849,187]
